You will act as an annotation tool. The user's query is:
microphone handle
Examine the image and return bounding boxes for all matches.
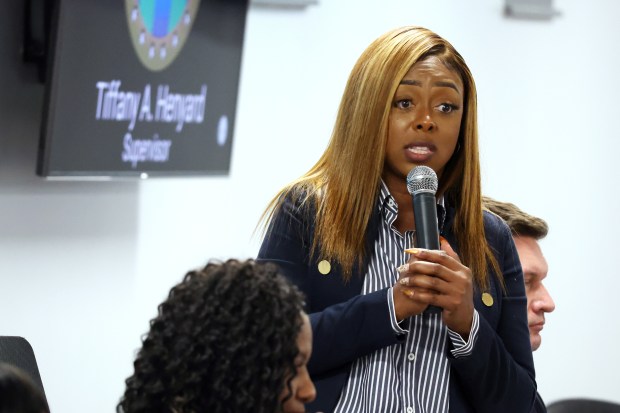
[412,191,441,314]
[412,192,440,250]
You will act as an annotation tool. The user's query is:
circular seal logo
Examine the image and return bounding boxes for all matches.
[125,0,201,72]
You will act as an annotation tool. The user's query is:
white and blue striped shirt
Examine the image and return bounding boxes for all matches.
[333,182,480,413]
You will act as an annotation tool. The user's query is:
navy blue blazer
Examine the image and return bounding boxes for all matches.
[258,194,537,412]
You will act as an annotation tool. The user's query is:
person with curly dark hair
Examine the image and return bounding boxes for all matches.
[118,259,316,413]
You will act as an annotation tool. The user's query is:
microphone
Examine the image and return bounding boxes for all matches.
[406,166,442,314]
[406,166,440,250]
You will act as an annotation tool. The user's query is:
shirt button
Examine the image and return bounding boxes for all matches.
[407,353,415,361]
[407,407,414,413]
[388,199,395,207]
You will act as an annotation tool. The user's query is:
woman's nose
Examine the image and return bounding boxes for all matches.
[415,113,435,132]
[297,372,317,404]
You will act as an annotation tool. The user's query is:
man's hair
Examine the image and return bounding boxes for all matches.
[482,196,548,239]
[118,259,306,413]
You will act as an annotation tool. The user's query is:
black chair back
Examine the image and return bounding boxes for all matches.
[548,398,620,413]
[0,336,45,392]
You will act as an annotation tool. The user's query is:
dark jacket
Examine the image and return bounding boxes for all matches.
[258,194,537,412]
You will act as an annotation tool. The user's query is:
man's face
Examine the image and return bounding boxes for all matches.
[514,236,556,351]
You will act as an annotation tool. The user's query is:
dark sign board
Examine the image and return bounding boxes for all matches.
[37,0,248,178]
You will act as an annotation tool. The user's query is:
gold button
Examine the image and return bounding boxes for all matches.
[481,292,494,307]
[318,260,331,275]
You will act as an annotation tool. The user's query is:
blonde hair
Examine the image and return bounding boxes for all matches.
[262,26,500,290]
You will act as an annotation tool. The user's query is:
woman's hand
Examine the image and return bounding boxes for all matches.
[393,239,474,337]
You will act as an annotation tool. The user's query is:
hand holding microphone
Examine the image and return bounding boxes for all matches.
[394,166,474,336]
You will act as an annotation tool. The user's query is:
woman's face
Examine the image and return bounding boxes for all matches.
[280,312,315,413]
[383,56,464,192]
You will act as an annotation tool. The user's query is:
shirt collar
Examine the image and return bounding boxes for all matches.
[378,180,397,214]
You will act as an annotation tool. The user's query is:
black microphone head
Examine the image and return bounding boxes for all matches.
[406,166,438,195]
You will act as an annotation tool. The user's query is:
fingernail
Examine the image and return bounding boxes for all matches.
[397,263,409,273]
[405,248,420,255]
[403,289,415,297]
[399,277,409,286]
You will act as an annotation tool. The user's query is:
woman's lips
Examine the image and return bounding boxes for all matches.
[405,144,435,162]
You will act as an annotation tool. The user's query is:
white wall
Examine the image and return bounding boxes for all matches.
[1,0,618,411]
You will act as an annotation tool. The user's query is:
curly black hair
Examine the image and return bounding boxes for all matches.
[118,259,306,413]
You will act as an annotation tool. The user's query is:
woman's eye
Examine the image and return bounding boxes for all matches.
[437,103,459,113]
[394,99,412,109]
